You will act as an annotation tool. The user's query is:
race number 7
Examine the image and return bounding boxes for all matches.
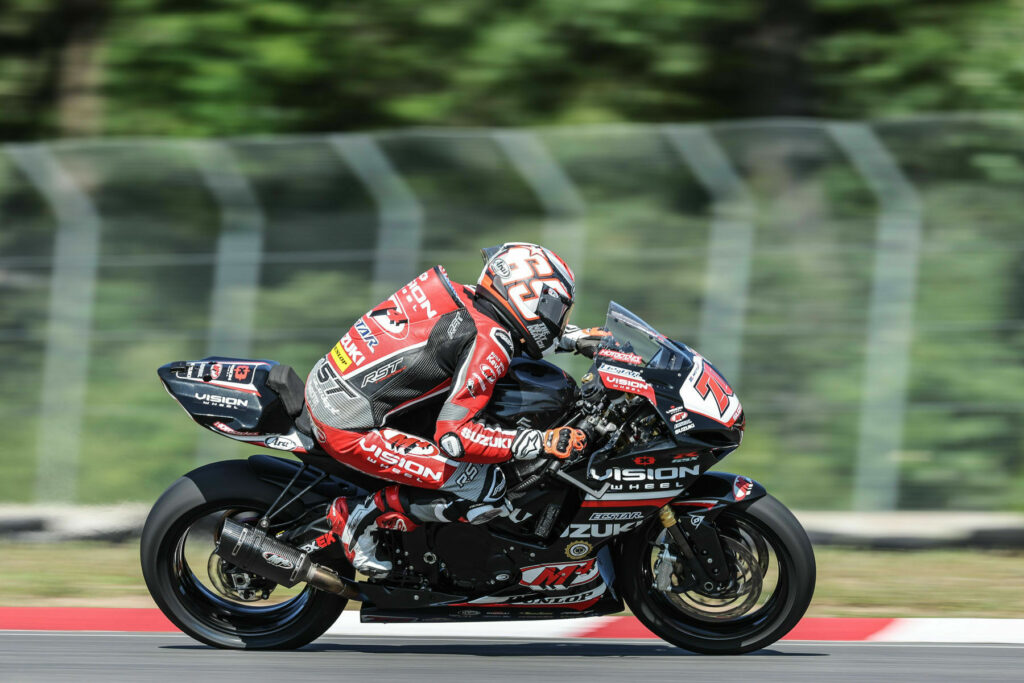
[695,362,734,416]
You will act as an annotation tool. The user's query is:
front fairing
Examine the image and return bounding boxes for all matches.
[592,303,744,452]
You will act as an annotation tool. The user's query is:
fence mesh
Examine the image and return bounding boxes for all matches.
[1,116,1022,510]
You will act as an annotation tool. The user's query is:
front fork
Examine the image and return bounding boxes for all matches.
[646,471,766,594]
[654,505,732,594]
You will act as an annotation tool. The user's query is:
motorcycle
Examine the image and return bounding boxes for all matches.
[141,302,815,654]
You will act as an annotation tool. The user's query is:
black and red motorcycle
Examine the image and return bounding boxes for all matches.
[141,302,815,654]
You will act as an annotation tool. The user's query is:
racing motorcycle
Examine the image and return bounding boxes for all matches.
[141,302,815,654]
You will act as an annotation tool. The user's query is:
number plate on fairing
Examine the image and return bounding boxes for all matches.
[680,354,742,427]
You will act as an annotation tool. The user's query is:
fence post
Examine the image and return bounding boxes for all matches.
[329,134,423,301]
[6,144,101,502]
[189,141,265,464]
[828,123,923,511]
[663,125,756,383]
[493,131,587,285]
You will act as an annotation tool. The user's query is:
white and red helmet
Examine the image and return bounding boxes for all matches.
[475,243,576,359]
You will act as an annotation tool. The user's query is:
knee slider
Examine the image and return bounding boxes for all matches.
[480,467,507,504]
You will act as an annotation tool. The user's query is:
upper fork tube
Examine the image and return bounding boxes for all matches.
[659,505,697,565]
[659,505,693,551]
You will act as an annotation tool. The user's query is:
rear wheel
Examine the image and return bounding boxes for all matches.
[140,459,349,649]
[615,494,815,654]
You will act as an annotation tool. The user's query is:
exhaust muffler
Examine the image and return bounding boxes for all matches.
[216,517,360,600]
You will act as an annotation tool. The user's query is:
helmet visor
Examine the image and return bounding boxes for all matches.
[536,285,573,336]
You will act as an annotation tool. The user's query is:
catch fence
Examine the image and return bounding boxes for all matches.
[1,115,1022,511]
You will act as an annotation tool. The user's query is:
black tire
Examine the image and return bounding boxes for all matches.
[140,459,348,650]
[615,494,815,654]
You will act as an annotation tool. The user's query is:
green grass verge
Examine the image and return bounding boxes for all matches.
[2,542,1022,617]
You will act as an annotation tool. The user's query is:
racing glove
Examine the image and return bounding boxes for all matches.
[557,325,612,359]
[511,426,588,460]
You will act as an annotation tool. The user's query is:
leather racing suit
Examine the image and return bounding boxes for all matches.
[304,265,597,573]
[305,266,520,505]
[303,264,536,569]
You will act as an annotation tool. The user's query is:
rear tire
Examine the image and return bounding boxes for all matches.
[140,459,348,649]
[615,494,815,654]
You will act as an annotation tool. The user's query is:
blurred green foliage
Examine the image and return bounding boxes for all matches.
[1,0,1023,140]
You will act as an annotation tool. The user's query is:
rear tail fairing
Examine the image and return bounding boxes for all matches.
[158,357,315,453]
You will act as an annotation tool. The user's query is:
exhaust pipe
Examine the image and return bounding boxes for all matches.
[216,518,361,601]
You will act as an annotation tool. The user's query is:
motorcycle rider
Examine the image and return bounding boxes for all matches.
[304,242,608,575]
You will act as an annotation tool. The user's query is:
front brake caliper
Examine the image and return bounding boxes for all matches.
[653,543,678,592]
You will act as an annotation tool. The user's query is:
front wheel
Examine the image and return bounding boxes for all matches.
[615,494,815,654]
[140,459,349,649]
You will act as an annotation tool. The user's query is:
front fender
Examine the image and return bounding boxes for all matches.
[671,471,766,520]
[606,472,765,598]
[609,471,765,551]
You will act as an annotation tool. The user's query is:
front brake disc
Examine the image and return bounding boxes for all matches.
[663,536,764,621]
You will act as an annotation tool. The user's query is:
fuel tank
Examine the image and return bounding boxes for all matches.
[485,358,577,430]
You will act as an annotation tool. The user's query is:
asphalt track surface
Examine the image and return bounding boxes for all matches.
[3,633,1023,682]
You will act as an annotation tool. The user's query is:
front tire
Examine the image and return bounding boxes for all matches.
[140,459,348,649]
[616,494,815,654]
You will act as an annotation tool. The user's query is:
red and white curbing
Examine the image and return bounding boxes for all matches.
[1,608,1024,643]
[328,614,1024,643]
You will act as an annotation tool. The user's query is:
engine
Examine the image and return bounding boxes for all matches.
[432,524,517,589]
[374,522,518,594]
[376,484,572,594]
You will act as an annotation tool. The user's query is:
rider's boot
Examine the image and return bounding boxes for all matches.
[408,497,513,524]
[327,486,419,576]
[327,496,391,576]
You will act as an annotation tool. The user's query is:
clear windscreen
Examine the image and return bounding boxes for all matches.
[600,302,683,370]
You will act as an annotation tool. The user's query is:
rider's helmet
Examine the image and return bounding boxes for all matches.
[476,242,576,359]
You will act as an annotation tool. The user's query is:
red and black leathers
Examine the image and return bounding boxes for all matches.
[305,266,519,501]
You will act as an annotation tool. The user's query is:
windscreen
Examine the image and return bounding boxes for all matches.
[601,302,684,370]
